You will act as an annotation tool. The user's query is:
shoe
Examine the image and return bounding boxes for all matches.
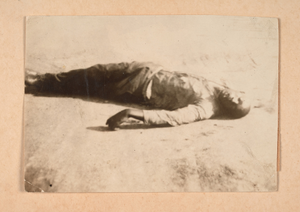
[25,70,46,94]
[25,70,42,86]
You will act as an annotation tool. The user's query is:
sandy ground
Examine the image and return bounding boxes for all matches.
[24,93,277,192]
[23,16,278,192]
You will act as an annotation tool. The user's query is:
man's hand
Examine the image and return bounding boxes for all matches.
[106,109,130,130]
[106,109,145,130]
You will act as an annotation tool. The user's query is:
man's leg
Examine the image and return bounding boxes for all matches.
[25,62,131,97]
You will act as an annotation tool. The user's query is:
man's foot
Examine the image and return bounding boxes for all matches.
[25,70,44,94]
[25,70,41,86]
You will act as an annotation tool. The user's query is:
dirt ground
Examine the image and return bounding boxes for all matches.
[23,16,278,192]
[24,93,277,192]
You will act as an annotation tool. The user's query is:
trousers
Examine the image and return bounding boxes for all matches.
[38,62,161,103]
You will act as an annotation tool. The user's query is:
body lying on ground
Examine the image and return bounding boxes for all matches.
[25,61,251,130]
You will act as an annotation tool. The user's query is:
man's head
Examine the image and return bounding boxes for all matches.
[218,88,251,118]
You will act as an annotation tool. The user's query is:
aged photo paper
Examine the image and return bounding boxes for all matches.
[24,16,278,192]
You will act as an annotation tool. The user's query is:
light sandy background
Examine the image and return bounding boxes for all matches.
[23,16,278,193]
[0,0,299,211]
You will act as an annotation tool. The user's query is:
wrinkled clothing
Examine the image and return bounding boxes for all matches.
[38,61,161,102]
[143,70,220,126]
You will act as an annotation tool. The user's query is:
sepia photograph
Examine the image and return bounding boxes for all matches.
[24,15,278,192]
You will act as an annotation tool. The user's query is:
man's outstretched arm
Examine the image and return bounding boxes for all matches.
[106,101,214,130]
[143,104,212,126]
